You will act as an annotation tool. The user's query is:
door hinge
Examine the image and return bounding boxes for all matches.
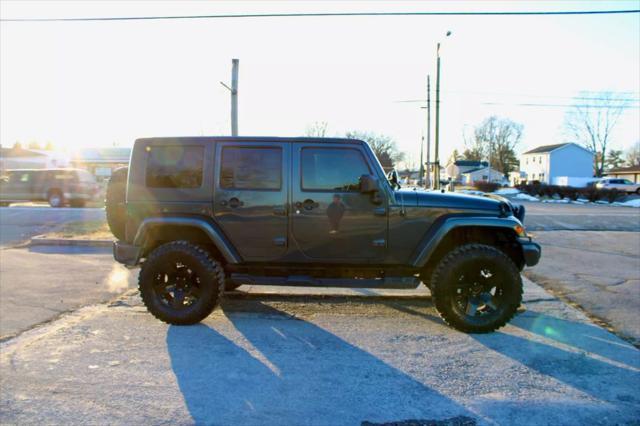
[273,237,287,247]
[372,239,386,247]
[373,207,387,216]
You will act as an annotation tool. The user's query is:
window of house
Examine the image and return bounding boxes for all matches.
[220,146,282,190]
[301,148,370,191]
[146,145,204,188]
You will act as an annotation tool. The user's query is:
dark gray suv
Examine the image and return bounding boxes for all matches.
[109,137,540,333]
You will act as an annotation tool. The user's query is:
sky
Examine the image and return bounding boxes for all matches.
[1,0,639,167]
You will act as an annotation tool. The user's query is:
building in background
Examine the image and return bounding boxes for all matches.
[461,166,505,185]
[606,165,640,184]
[444,160,488,183]
[71,148,131,181]
[0,146,70,171]
[520,143,594,186]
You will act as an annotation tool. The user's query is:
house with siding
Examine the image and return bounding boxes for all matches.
[606,165,640,184]
[520,143,594,186]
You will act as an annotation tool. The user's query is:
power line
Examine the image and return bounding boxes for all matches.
[2,9,639,22]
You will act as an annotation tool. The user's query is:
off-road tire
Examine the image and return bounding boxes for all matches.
[48,189,64,208]
[139,241,225,325]
[105,167,128,240]
[431,243,522,333]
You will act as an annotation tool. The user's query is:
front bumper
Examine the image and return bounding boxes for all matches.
[518,237,541,267]
[113,241,142,267]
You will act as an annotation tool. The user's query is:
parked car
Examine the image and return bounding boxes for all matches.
[108,136,540,333]
[0,168,99,207]
[595,178,640,194]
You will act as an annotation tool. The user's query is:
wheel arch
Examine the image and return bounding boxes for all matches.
[134,217,241,264]
[412,217,526,275]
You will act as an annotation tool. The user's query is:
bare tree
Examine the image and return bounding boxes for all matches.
[564,91,630,177]
[305,121,329,137]
[462,116,523,176]
[626,141,640,166]
[345,130,404,170]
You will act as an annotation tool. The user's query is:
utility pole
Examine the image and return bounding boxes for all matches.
[426,75,431,189]
[419,135,424,187]
[434,31,451,189]
[231,59,239,136]
[220,58,239,136]
[434,43,441,189]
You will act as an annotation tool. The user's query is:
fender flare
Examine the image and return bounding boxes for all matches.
[133,217,241,264]
[411,216,523,268]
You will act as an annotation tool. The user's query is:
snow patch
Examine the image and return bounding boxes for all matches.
[542,199,570,204]
[493,188,520,195]
[514,193,540,202]
[613,199,640,208]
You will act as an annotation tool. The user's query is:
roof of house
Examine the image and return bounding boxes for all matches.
[462,166,502,175]
[522,142,594,156]
[73,147,131,163]
[0,147,47,158]
[453,160,488,167]
[523,143,571,154]
[608,165,640,174]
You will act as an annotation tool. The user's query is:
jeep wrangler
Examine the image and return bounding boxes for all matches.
[109,137,540,333]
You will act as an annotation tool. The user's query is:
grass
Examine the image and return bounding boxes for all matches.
[43,220,113,240]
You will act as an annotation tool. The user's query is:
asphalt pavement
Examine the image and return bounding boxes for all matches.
[0,206,105,247]
[0,246,137,340]
[1,278,638,425]
[521,201,640,231]
[524,230,640,345]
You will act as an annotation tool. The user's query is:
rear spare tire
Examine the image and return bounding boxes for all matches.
[105,167,128,241]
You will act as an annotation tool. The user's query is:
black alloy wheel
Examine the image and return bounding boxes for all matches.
[139,241,224,325]
[431,244,522,333]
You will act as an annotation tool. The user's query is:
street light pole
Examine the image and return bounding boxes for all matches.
[426,75,431,189]
[434,43,441,189]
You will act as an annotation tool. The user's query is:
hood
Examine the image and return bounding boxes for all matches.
[407,189,503,212]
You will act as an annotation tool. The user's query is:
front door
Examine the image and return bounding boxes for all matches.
[213,142,289,261]
[290,144,388,261]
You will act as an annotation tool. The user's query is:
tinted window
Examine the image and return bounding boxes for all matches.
[220,147,281,190]
[146,146,204,188]
[302,148,370,191]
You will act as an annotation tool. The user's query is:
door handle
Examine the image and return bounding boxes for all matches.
[222,197,243,208]
[302,199,319,211]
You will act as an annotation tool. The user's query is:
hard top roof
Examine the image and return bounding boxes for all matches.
[135,136,365,144]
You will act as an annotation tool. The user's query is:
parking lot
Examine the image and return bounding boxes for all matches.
[0,201,639,425]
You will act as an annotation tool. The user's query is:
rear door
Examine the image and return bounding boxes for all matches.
[290,144,388,261]
[213,142,289,261]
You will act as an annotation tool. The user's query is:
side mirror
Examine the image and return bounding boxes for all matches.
[387,169,400,189]
[359,174,379,193]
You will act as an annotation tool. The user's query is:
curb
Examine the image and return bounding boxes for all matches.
[30,236,114,248]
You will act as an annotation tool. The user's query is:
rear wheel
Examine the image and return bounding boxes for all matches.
[139,241,225,325]
[431,243,522,333]
[105,167,128,240]
[48,190,64,208]
[636,188,640,195]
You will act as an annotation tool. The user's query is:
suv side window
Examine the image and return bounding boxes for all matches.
[301,148,370,191]
[220,147,282,190]
[146,145,204,188]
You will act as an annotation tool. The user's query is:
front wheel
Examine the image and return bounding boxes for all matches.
[431,243,522,333]
[139,241,225,325]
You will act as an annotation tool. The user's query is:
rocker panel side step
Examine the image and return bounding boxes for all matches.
[229,274,420,289]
